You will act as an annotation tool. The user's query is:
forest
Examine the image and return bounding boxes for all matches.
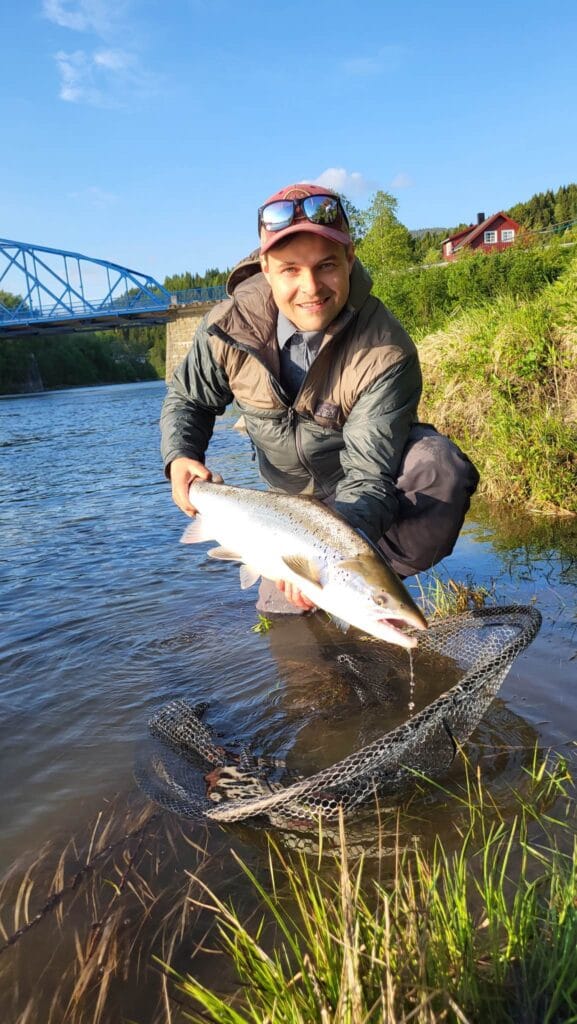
[0,182,576,395]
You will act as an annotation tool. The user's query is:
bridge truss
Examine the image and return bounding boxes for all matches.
[0,239,226,337]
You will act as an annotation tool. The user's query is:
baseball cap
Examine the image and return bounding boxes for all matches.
[258,183,351,255]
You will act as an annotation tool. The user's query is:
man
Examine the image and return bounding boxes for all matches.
[161,183,479,612]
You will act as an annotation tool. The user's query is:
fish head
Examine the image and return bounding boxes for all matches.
[369,584,428,648]
[337,550,428,649]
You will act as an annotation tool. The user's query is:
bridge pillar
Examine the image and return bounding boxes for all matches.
[165,303,218,382]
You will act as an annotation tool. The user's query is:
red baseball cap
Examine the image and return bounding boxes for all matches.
[258,183,351,254]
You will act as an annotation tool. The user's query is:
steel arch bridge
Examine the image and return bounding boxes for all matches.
[0,239,227,337]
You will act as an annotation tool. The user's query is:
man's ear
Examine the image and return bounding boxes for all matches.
[345,243,355,272]
[260,253,269,276]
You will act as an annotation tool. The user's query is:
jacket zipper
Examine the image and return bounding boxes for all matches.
[208,323,319,484]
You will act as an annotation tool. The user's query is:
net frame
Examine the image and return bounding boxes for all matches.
[136,605,542,826]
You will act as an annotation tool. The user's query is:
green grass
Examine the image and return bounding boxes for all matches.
[169,752,577,1024]
[417,252,577,514]
[412,572,494,619]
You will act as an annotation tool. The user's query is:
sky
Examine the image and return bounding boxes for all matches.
[1,0,577,285]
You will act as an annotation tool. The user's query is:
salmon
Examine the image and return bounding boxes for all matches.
[181,480,427,649]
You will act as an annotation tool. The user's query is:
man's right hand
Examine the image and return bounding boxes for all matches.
[169,457,216,516]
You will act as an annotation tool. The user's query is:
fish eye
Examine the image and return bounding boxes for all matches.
[373,592,391,608]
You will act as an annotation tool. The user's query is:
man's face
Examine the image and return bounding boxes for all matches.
[261,234,354,332]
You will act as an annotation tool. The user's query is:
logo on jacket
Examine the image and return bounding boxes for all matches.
[314,401,341,423]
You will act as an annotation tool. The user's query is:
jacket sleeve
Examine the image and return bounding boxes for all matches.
[160,315,234,473]
[333,351,422,542]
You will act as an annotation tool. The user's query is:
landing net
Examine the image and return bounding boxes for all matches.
[135,605,541,826]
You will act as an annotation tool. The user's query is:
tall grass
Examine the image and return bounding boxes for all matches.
[417,254,577,514]
[172,753,577,1024]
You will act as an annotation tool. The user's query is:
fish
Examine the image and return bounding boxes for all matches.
[180,479,427,649]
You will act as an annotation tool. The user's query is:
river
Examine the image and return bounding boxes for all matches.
[1,380,576,1021]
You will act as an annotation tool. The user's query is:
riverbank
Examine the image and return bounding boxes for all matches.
[417,251,577,514]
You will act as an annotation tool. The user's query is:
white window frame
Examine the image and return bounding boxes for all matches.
[484,230,497,244]
[501,229,515,242]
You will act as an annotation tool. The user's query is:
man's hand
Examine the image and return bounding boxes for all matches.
[275,579,317,611]
[169,457,219,516]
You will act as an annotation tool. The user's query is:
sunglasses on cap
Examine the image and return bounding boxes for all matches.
[258,194,349,232]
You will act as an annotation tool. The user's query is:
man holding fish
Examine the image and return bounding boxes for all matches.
[160,183,478,628]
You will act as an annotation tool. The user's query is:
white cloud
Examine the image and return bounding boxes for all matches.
[55,49,105,105]
[69,185,119,207]
[390,172,414,190]
[42,0,122,36]
[342,46,403,77]
[45,0,153,105]
[54,46,155,106]
[93,48,134,72]
[312,168,373,196]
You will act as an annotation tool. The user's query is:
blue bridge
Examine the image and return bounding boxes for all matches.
[0,238,227,337]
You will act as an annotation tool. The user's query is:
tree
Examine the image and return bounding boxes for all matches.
[0,288,23,310]
[338,195,367,245]
[356,191,414,275]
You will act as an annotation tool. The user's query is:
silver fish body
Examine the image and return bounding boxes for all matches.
[181,480,427,649]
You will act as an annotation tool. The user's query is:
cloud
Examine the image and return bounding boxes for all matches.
[312,168,374,196]
[390,172,414,190]
[42,0,122,36]
[55,49,105,104]
[69,185,119,207]
[342,46,403,77]
[45,0,154,105]
[54,46,155,106]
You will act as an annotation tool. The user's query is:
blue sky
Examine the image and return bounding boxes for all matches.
[2,0,576,284]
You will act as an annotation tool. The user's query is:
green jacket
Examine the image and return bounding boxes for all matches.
[160,254,422,542]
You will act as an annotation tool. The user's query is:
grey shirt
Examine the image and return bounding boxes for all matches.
[277,311,324,402]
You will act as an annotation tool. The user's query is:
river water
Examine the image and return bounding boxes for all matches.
[1,380,576,1021]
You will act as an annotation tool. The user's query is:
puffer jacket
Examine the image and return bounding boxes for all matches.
[160,253,422,542]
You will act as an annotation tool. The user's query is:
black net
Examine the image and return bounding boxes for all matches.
[135,606,541,826]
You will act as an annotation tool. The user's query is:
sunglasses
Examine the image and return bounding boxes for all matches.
[258,194,349,233]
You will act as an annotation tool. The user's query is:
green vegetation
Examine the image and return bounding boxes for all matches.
[0,328,159,393]
[171,752,577,1023]
[414,572,494,619]
[415,249,577,513]
[508,183,577,232]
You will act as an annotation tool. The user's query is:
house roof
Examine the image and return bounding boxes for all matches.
[444,212,520,250]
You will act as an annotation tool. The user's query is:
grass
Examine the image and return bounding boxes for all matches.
[0,796,218,1024]
[170,752,577,1024]
[417,251,577,514]
[412,572,494,620]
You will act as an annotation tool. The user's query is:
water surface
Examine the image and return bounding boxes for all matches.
[1,381,575,1019]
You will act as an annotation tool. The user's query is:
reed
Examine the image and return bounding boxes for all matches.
[172,752,577,1024]
[412,572,493,620]
[0,796,215,1024]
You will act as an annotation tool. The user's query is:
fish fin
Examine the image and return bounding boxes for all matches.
[207,546,243,561]
[281,555,323,588]
[240,564,261,590]
[329,614,350,634]
[180,516,211,544]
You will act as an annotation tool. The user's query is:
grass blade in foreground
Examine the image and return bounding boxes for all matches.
[172,754,577,1023]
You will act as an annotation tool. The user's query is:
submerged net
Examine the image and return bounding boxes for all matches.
[135,605,541,826]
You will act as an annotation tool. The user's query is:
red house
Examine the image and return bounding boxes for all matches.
[442,212,521,261]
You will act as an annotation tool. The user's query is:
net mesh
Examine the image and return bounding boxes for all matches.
[135,605,541,826]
